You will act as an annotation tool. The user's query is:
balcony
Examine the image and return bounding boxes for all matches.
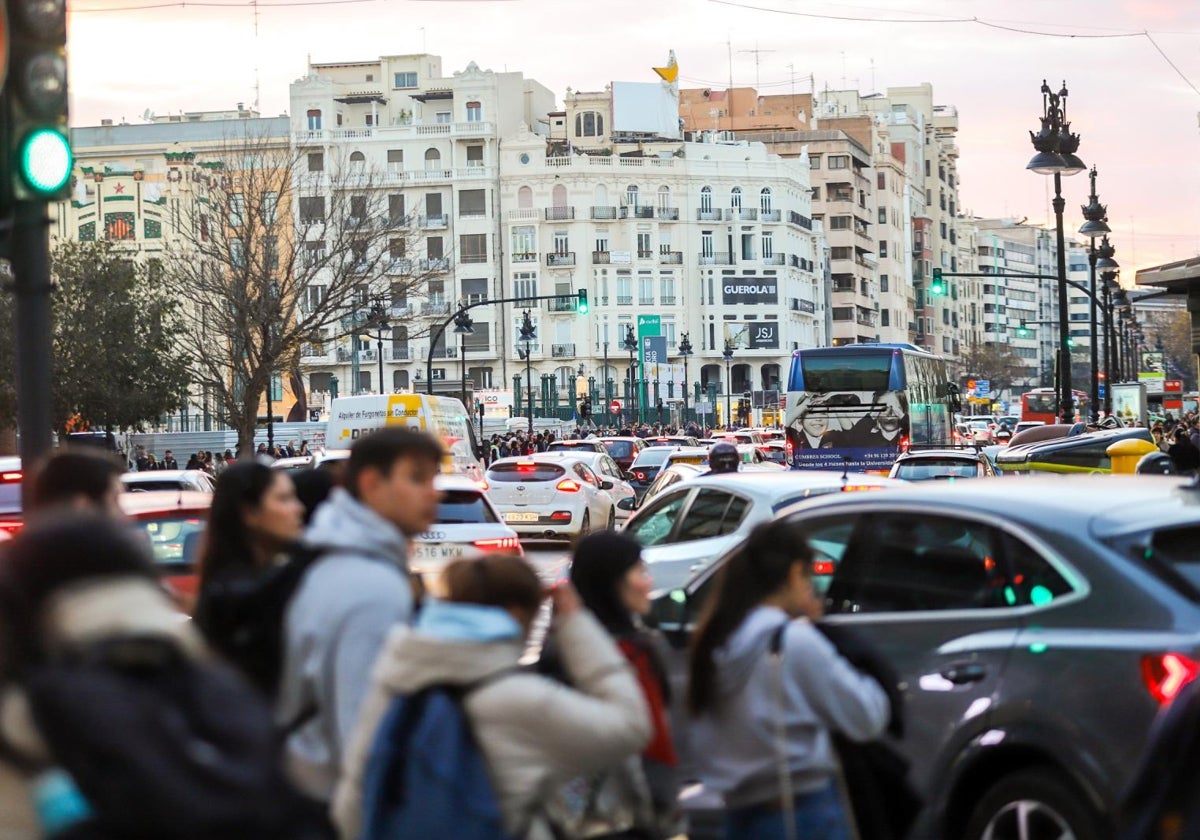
[426,346,459,360]
[628,206,655,220]
[300,344,330,359]
[659,251,682,265]
[788,254,802,269]
[617,295,633,305]
[549,296,578,312]
[592,250,612,264]
[423,301,450,316]
[512,252,538,264]
[763,254,785,266]
[551,343,576,358]
[832,280,856,293]
[788,211,813,230]
[736,208,759,221]
[359,348,378,362]
[385,346,410,361]
[506,208,540,222]
[761,210,782,222]
[419,214,447,229]
[697,209,722,221]
[637,250,654,260]
[699,252,734,266]
[419,258,450,272]
[545,206,575,221]
[546,252,576,267]
[591,206,619,220]
[657,207,680,221]
[638,296,654,306]
[389,304,414,318]
[386,259,413,275]
[660,296,677,305]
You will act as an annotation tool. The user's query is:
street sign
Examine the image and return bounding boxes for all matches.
[976,379,990,397]
[966,379,977,390]
[696,400,712,415]
[642,335,667,367]
[609,399,621,414]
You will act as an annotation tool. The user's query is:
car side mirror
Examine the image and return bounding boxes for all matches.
[624,471,637,482]
[645,589,690,647]
[599,479,614,490]
[617,496,636,511]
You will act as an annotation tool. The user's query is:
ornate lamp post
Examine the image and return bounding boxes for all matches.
[1028,80,1086,423]
[517,310,536,434]
[622,325,639,425]
[677,333,694,425]
[452,308,474,407]
[1078,168,1111,422]
[722,340,735,428]
[365,300,391,395]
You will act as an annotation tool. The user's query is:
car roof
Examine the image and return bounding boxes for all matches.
[118,491,212,515]
[490,454,589,466]
[895,449,985,462]
[0,457,21,472]
[434,473,484,491]
[540,450,608,464]
[122,470,207,481]
[598,436,641,442]
[774,475,1200,540]
[671,469,902,501]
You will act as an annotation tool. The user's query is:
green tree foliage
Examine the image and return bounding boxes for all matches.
[49,240,190,432]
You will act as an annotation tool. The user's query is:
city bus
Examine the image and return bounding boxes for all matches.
[1020,388,1088,425]
[784,344,959,472]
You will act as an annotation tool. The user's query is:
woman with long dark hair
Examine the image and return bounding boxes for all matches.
[194,461,307,699]
[687,519,889,840]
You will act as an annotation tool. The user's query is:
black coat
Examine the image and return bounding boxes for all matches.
[1121,679,1200,840]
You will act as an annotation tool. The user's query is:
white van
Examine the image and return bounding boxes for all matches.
[327,394,485,480]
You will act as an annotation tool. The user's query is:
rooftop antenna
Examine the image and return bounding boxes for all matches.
[726,34,734,92]
[870,57,876,94]
[739,43,775,93]
[251,0,260,111]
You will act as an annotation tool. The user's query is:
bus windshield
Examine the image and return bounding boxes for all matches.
[800,354,892,393]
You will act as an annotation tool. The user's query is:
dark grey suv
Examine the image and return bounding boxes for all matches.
[651,476,1200,840]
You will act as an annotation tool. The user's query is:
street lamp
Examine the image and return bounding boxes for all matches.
[1079,167,1111,422]
[366,300,391,395]
[1100,269,1119,415]
[622,325,638,425]
[722,340,735,428]
[517,310,536,434]
[453,307,474,407]
[677,332,694,426]
[1028,79,1085,423]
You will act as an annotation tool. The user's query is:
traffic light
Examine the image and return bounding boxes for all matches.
[576,289,589,314]
[5,0,72,202]
[1017,321,1029,338]
[930,269,946,297]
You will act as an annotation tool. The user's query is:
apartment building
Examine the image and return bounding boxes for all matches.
[289,55,555,397]
[498,117,825,409]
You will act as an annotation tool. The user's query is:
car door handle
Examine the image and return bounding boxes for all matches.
[940,663,987,684]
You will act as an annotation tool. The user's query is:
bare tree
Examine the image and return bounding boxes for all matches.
[956,339,1025,399]
[162,132,443,454]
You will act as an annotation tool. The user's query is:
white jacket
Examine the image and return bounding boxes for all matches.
[333,609,652,840]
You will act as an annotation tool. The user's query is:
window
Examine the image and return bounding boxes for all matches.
[700,231,714,258]
[307,152,324,172]
[264,236,278,270]
[394,71,418,88]
[829,216,851,230]
[460,234,487,264]
[575,111,604,138]
[811,186,820,200]
[388,238,406,260]
[877,172,886,190]
[349,195,367,221]
[231,238,245,268]
[879,241,888,258]
[349,151,365,168]
[830,246,852,261]
[828,155,849,169]
[553,231,569,254]
[674,490,750,542]
[617,271,632,305]
[700,186,712,213]
[387,149,403,170]
[759,188,772,214]
[261,191,278,225]
[657,186,671,209]
[299,196,325,224]
[466,146,484,167]
[229,193,245,227]
[435,111,451,124]
[512,226,535,259]
[388,194,405,223]
[513,272,538,303]
[639,272,654,305]
[878,208,887,225]
[625,185,639,209]
[517,186,533,209]
[881,310,890,327]
[810,155,821,169]
[465,101,482,122]
[730,187,742,210]
[303,241,326,265]
[637,233,652,258]
[424,148,441,169]
[459,189,486,218]
[761,232,774,258]
[426,236,444,260]
[624,491,690,547]
[880,275,889,293]
[306,109,322,130]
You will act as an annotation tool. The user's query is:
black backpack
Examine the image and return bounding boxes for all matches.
[193,547,323,701]
[24,634,331,840]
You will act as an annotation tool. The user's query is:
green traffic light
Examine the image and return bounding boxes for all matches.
[576,289,589,314]
[19,128,72,195]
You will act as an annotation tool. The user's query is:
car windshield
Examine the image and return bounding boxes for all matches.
[487,462,566,482]
[131,514,207,565]
[548,442,591,451]
[894,459,979,480]
[633,449,674,467]
[800,352,892,393]
[437,490,499,524]
[124,480,189,492]
[1106,524,1200,603]
[602,440,634,458]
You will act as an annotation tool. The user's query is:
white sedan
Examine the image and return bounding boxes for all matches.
[122,470,216,493]
[538,451,637,522]
[484,455,617,540]
[411,475,522,579]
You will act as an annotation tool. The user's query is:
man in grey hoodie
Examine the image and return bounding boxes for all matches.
[276,428,443,802]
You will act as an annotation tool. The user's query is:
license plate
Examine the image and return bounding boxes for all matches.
[412,543,467,563]
[505,511,539,523]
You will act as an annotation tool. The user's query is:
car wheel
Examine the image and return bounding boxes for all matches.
[580,511,591,535]
[963,768,1106,840]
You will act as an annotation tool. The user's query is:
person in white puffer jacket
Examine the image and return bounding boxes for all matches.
[334,554,652,840]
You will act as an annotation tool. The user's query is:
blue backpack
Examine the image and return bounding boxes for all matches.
[359,678,517,840]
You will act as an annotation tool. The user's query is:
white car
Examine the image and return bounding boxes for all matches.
[270,456,314,471]
[484,455,617,540]
[624,471,904,594]
[411,474,522,578]
[539,450,637,522]
[122,470,216,493]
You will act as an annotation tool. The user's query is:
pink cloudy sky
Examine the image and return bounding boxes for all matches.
[66,0,1200,278]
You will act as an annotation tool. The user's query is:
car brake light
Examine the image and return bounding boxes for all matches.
[0,520,23,536]
[517,462,537,473]
[812,561,834,575]
[476,479,490,491]
[635,471,646,482]
[0,471,21,483]
[1142,653,1200,705]
[550,511,572,521]
[555,479,581,492]
[472,537,523,555]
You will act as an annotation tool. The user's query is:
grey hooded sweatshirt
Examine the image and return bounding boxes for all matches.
[689,606,889,809]
[276,488,415,801]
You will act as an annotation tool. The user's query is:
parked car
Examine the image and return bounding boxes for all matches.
[411,474,522,579]
[598,436,647,472]
[889,448,998,480]
[997,426,1155,474]
[270,456,314,471]
[648,476,1200,840]
[122,469,216,494]
[0,457,23,537]
[624,470,901,593]
[119,490,212,611]
[483,455,616,539]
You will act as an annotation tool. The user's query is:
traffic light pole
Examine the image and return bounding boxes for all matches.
[10,200,54,471]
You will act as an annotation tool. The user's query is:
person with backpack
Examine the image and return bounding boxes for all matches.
[687,520,890,840]
[277,428,443,805]
[193,462,309,700]
[0,513,328,839]
[540,532,680,839]
[333,554,652,840]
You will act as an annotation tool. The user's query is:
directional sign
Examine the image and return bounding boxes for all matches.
[976,379,990,397]
[642,336,668,367]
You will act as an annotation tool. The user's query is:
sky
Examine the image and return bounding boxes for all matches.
[64,0,1200,278]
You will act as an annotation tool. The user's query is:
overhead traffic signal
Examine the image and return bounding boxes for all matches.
[5,0,72,203]
[930,269,947,297]
[576,289,589,314]
[1017,321,1030,338]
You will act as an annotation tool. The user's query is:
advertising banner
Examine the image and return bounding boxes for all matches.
[1140,352,1166,395]
[724,322,781,350]
[722,278,779,306]
[1112,382,1148,427]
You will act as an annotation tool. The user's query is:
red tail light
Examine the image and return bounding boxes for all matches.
[812,561,834,575]
[0,471,22,483]
[472,537,523,556]
[555,479,581,492]
[1141,653,1200,705]
[0,520,23,536]
[516,461,537,473]
[635,471,646,482]
[476,479,490,491]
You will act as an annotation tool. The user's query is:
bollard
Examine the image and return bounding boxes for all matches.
[1107,438,1159,475]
